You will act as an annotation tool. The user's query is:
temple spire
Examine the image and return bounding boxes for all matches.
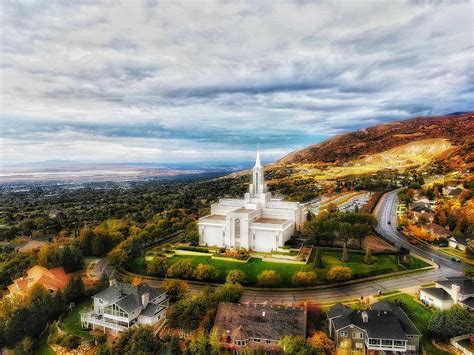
[254,144,262,167]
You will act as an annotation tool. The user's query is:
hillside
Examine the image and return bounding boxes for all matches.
[278,112,473,166]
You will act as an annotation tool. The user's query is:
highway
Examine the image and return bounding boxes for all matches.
[97,190,463,305]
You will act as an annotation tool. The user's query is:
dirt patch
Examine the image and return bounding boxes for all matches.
[364,234,396,253]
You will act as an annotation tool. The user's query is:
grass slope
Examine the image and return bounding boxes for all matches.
[384,293,450,355]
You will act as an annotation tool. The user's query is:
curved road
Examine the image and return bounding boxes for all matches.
[96,190,462,305]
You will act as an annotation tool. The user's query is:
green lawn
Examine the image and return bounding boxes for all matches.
[59,299,93,340]
[384,293,451,355]
[128,250,427,287]
[34,335,55,355]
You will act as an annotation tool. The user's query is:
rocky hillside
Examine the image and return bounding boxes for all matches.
[278,112,474,166]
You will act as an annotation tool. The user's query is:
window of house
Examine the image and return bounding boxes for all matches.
[340,331,348,337]
[355,343,363,349]
[265,340,271,343]
[407,345,416,351]
[381,339,393,346]
[253,338,260,342]
[235,219,240,239]
[352,332,362,339]
[369,339,380,345]
[394,340,405,347]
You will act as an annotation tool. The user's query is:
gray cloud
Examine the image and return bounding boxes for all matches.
[0,0,472,164]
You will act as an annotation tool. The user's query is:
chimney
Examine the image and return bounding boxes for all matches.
[262,311,266,317]
[452,284,461,304]
[362,311,368,323]
[142,292,150,308]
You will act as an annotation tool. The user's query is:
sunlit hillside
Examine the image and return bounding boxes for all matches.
[273,138,454,181]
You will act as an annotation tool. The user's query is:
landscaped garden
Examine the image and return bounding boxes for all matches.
[127,248,430,288]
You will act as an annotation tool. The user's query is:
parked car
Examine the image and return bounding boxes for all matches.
[451,257,461,263]
[409,239,418,245]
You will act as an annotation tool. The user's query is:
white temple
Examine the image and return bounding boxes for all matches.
[198,148,306,252]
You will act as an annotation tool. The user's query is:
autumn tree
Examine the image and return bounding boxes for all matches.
[341,241,349,262]
[307,331,335,353]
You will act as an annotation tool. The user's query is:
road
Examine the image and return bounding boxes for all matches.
[95,190,462,305]
[374,190,465,272]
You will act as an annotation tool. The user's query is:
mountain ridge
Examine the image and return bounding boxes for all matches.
[277,112,474,167]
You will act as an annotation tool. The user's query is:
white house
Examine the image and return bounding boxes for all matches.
[198,149,306,252]
[420,276,474,311]
[81,279,169,333]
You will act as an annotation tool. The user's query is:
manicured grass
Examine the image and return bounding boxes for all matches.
[128,250,425,287]
[384,293,451,355]
[59,299,93,340]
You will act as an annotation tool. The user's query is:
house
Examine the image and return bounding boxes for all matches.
[410,201,430,212]
[213,303,307,353]
[426,223,450,239]
[420,276,474,311]
[327,301,421,354]
[449,235,470,251]
[7,265,70,297]
[198,149,306,252]
[414,211,435,224]
[444,186,464,198]
[80,279,169,333]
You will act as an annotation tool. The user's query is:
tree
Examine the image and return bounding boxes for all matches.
[313,247,323,269]
[307,331,334,353]
[257,270,281,288]
[327,266,352,283]
[111,326,162,354]
[64,276,85,303]
[188,327,208,354]
[291,271,317,288]
[167,296,210,330]
[146,256,168,277]
[213,282,243,303]
[279,335,309,354]
[193,264,218,281]
[166,260,194,279]
[364,246,376,265]
[209,327,222,355]
[77,226,94,254]
[226,269,247,285]
[341,242,349,262]
[163,279,189,302]
[428,305,474,341]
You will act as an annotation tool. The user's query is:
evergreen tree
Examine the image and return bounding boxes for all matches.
[341,242,349,262]
[313,247,323,269]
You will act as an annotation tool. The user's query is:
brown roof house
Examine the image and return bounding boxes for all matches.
[7,265,70,297]
[426,223,450,239]
[213,303,307,353]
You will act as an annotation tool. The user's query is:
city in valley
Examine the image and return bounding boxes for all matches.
[1,1,473,355]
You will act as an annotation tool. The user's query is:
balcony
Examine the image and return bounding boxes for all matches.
[80,311,130,333]
[366,339,407,352]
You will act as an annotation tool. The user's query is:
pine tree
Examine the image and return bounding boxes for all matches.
[364,246,375,265]
[341,242,349,262]
[313,247,323,269]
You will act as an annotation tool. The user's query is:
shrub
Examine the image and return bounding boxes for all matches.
[176,246,209,253]
[257,270,281,287]
[166,260,194,279]
[226,269,247,285]
[327,266,352,283]
[193,264,218,281]
[213,282,243,303]
[291,271,317,288]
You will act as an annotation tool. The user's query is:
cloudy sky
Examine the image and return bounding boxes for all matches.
[1,0,473,165]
